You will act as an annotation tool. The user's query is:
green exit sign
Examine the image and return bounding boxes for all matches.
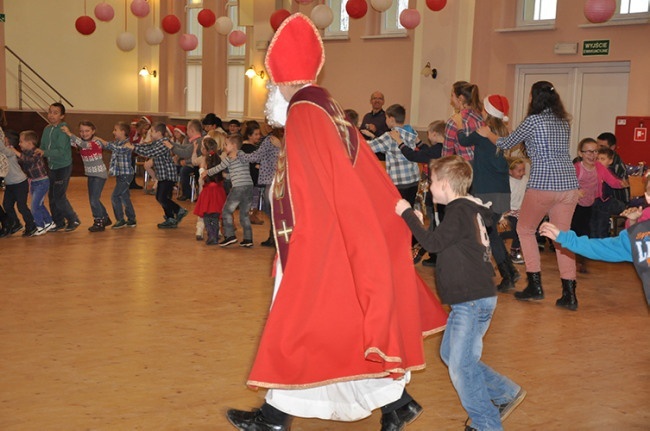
[583,40,610,56]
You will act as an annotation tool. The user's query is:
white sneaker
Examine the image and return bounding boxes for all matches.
[43,222,56,232]
[34,226,48,236]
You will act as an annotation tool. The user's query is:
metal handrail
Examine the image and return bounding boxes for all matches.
[4,45,74,110]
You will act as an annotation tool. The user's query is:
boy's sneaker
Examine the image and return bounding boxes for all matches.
[49,224,66,233]
[219,236,237,247]
[496,388,527,421]
[510,249,524,265]
[157,218,178,229]
[175,208,188,224]
[22,226,38,237]
[34,226,48,236]
[126,219,137,228]
[112,219,127,229]
[43,222,56,232]
[9,223,24,235]
[103,217,113,227]
[240,239,254,247]
[65,220,81,232]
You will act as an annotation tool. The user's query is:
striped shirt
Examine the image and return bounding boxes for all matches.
[496,109,578,191]
[368,127,420,186]
[132,139,179,182]
[207,150,253,187]
[103,139,134,176]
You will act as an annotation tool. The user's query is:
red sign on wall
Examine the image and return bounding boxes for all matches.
[634,127,647,142]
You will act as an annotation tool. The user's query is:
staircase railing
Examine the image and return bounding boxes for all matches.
[4,45,74,121]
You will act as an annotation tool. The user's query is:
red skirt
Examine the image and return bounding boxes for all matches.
[193,181,226,217]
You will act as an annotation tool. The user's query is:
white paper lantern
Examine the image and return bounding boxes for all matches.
[116,32,136,52]
[215,16,233,35]
[311,5,333,29]
[145,27,164,45]
[370,0,392,12]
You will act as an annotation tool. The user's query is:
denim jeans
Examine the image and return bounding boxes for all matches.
[222,185,253,240]
[87,176,109,220]
[30,178,53,227]
[111,174,136,221]
[48,164,78,226]
[440,296,520,431]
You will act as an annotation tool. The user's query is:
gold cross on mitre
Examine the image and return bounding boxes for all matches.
[276,220,293,242]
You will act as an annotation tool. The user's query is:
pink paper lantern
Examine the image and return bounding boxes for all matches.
[198,9,216,27]
[399,8,420,29]
[228,30,246,47]
[270,9,291,31]
[94,2,115,22]
[179,34,199,51]
[75,15,96,35]
[584,0,616,23]
[130,0,150,18]
[425,0,447,12]
[162,14,182,34]
[346,0,368,19]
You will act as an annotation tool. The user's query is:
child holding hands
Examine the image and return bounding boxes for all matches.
[193,136,227,245]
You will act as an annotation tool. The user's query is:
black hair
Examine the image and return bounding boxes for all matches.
[243,120,261,140]
[4,129,20,149]
[344,109,359,127]
[51,102,66,116]
[385,104,406,124]
[151,122,167,136]
[528,81,570,121]
[228,119,241,127]
[597,132,616,147]
[202,113,223,129]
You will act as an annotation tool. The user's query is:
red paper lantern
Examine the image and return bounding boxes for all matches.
[426,0,447,12]
[584,0,616,23]
[399,8,420,29]
[94,2,115,22]
[179,34,199,51]
[130,0,150,18]
[162,14,182,34]
[270,9,291,31]
[197,9,216,27]
[228,30,246,47]
[75,15,96,35]
[346,0,368,19]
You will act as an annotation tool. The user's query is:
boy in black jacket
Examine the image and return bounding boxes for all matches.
[395,155,525,431]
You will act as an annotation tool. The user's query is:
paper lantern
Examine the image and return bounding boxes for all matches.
[215,16,233,35]
[425,0,447,12]
[228,30,246,47]
[179,34,199,51]
[584,0,616,23]
[75,16,96,35]
[162,14,182,34]
[270,9,291,31]
[311,5,333,29]
[116,32,136,51]
[370,0,392,12]
[346,0,368,19]
[94,2,115,22]
[130,0,150,18]
[145,27,164,45]
[399,8,420,29]
[198,9,216,27]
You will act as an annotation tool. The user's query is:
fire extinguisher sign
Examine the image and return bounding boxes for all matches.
[634,127,647,142]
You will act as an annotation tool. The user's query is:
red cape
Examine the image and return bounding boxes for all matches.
[247,86,447,389]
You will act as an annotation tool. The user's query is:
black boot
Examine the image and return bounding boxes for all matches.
[205,213,219,246]
[556,279,578,311]
[226,406,291,431]
[514,272,544,301]
[496,261,514,292]
[507,256,521,284]
[88,218,105,232]
[380,399,423,431]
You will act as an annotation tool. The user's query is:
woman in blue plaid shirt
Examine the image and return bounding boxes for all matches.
[479,81,580,310]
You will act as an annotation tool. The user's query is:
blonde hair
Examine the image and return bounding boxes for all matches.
[508,158,525,171]
[429,155,472,196]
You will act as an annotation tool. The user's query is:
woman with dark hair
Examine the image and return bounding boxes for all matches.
[240,120,264,225]
[479,81,580,310]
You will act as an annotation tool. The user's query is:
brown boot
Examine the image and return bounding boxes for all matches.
[249,209,264,225]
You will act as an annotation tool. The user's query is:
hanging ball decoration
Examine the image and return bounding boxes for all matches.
[370,0,393,13]
[228,30,246,47]
[145,27,164,45]
[198,9,216,27]
[130,0,150,18]
[162,14,182,34]
[116,32,137,51]
[94,2,115,22]
[311,5,334,29]
[270,9,291,31]
[215,16,234,35]
[346,0,368,19]
[399,8,420,29]
[179,34,199,51]
[75,16,96,35]
[584,0,616,23]
[425,0,447,12]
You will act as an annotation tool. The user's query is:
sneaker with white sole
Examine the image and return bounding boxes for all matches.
[496,388,527,421]
[43,222,56,232]
[219,236,237,247]
[239,239,254,247]
[34,226,48,236]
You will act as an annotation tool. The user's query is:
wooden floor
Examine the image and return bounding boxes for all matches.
[1,177,648,431]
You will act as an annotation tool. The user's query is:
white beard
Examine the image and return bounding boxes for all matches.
[265,83,289,128]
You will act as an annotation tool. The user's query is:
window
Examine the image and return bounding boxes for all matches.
[186,1,203,115]
[325,0,349,39]
[381,0,408,35]
[226,1,245,118]
[613,0,650,20]
[516,0,557,27]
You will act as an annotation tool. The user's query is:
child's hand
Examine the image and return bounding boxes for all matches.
[163,141,173,149]
[621,206,642,222]
[34,148,44,156]
[538,222,560,240]
[61,126,71,136]
[389,129,402,145]
[199,170,208,180]
[124,142,134,150]
[413,209,424,224]
[395,199,411,216]
[620,178,630,188]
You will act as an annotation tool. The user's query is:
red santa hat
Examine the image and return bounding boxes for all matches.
[141,115,153,125]
[174,125,187,136]
[165,124,174,136]
[264,13,325,85]
[483,95,510,122]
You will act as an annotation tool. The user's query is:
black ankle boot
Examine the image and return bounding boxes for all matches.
[496,261,514,292]
[556,279,578,311]
[380,400,423,431]
[514,272,544,301]
[226,408,290,430]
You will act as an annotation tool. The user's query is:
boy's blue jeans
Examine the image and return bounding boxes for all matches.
[30,178,53,227]
[87,176,109,220]
[111,174,136,221]
[222,185,253,240]
[440,296,520,431]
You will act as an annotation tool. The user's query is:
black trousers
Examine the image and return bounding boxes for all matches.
[3,179,36,230]
[156,180,181,219]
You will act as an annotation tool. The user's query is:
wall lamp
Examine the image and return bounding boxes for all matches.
[139,66,157,78]
[245,65,265,79]
[421,62,437,79]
